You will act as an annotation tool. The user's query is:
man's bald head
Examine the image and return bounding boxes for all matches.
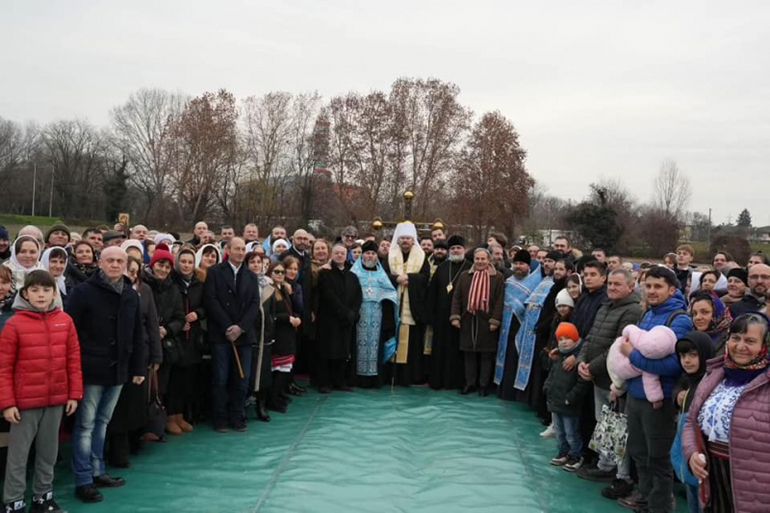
[748,263,770,297]
[292,229,309,251]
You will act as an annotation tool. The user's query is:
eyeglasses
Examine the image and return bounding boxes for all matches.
[749,274,770,281]
[272,270,285,275]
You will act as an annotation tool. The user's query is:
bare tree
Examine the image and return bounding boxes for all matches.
[111,88,187,223]
[653,159,691,217]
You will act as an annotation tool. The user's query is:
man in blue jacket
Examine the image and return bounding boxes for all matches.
[617,265,692,513]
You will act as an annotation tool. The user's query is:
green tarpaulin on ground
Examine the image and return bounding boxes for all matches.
[46,387,686,512]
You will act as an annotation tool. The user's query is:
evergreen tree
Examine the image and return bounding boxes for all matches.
[104,158,129,223]
[737,208,752,227]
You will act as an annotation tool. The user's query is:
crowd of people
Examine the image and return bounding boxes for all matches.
[1,220,770,512]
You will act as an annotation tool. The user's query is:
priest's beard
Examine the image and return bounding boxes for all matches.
[433,255,446,264]
[449,254,465,263]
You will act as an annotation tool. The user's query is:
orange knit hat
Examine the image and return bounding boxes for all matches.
[555,322,579,343]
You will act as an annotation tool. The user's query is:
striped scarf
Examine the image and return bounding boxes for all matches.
[468,268,490,314]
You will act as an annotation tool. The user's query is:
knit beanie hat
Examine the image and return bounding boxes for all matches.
[555,288,575,308]
[149,242,174,269]
[555,322,579,343]
[0,227,8,241]
[727,267,748,287]
[45,222,71,243]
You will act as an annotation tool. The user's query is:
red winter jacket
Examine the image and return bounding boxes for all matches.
[0,303,84,411]
[682,357,770,513]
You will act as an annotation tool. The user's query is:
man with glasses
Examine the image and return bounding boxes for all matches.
[729,263,770,317]
[341,226,358,263]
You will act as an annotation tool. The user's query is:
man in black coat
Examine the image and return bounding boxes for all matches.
[66,246,145,504]
[729,263,769,317]
[203,237,261,433]
[280,229,314,382]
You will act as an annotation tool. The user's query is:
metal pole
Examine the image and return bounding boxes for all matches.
[707,208,712,248]
[48,164,54,217]
[32,162,37,216]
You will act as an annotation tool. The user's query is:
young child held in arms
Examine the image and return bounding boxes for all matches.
[545,322,591,472]
[0,270,83,513]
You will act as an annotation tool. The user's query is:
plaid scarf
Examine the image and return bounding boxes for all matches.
[467,268,490,314]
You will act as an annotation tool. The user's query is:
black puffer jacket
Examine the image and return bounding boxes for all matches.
[544,340,591,416]
[578,291,643,390]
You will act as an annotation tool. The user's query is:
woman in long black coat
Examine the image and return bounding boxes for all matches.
[169,247,204,431]
[247,252,273,421]
[107,256,163,466]
[266,261,300,413]
[142,244,186,436]
[315,244,363,393]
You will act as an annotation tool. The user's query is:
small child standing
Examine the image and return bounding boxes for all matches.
[545,322,591,472]
[670,331,715,513]
[0,270,83,513]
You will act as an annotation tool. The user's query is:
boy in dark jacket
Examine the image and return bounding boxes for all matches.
[0,270,83,513]
[545,322,591,473]
[671,331,714,513]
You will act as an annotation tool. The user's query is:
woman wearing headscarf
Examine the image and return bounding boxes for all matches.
[2,236,43,291]
[683,313,770,513]
[246,252,272,422]
[64,241,98,290]
[41,246,69,307]
[106,256,163,466]
[168,246,204,433]
[689,291,732,357]
[142,242,186,436]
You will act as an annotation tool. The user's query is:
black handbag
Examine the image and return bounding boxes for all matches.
[161,336,181,365]
[144,370,167,441]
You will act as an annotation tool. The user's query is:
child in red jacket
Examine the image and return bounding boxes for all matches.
[0,270,83,513]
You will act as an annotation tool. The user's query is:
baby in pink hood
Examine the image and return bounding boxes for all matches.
[607,324,677,409]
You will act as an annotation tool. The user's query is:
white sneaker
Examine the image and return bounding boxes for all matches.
[540,424,556,438]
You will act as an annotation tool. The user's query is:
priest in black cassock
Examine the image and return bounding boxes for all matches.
[381,222,431,386]
[427,235,471,390]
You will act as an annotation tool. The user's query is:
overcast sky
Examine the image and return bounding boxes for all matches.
[2,1,768,225]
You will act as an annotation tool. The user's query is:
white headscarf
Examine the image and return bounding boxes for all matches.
[390,222,419,247]
[41,247,68,296]
[195,244,222,268]
[121,239,144,256]
[272,238,289,254]
[154,233,176,246]
[3,235,44,291]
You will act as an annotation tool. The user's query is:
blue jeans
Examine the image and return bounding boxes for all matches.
[685,483,701,513]
[71,385,123,486]
[552,412,582,458]
[211,343,252,424]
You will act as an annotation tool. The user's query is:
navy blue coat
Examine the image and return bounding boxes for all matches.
[66,272,144,386]
[203,262,261,346]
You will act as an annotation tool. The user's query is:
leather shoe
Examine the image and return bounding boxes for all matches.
[459,385,477,395]
[478,387,489,397]
[93,474,125,488]
[290,382,307,394]
[256,400,271,422]
[75,485,103,503]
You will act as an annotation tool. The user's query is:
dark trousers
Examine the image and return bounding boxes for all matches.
[211,343,252,425]
[463,351,494,387]
[626,394,676,513]
[164,364,197,416]
[316,358,348,389]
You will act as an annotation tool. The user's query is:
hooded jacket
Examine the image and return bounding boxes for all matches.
[0,294,83,410]
[625,290,692,400]
[544,338,591,416]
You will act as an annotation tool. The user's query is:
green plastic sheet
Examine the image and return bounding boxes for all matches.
[49,387,687,512]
